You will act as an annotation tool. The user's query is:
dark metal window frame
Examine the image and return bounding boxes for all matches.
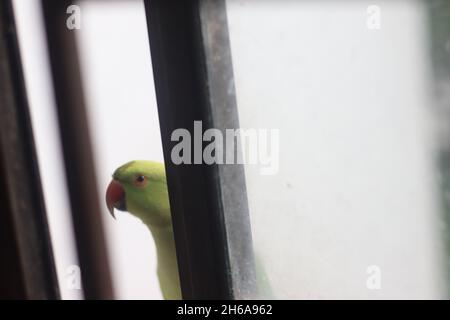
[144,0,257,299]
[0,0,59,299]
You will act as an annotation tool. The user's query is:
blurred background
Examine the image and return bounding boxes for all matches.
[11,0,450,299]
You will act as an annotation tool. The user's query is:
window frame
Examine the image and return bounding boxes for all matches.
[40,0,114,300]
[144,0,257,299]
[0,0,59,299]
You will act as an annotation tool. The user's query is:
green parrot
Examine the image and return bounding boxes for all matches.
[105,160,181,299]
[106,160,273,300]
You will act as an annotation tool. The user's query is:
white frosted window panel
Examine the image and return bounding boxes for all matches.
[227,0,447,299]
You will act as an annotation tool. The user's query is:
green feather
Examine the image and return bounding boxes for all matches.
[113,160,181,299]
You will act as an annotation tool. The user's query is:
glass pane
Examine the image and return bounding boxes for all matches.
[227,0,450,299]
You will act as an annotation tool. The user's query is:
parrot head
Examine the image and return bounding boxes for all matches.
[105,160,171,227]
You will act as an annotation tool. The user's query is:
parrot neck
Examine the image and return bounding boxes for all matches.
[149,224,176,259]
[147,223,181,299]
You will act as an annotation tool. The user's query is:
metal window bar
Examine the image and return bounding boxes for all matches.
[40,0,114,299]
[144,0,257,299]
[0,0,59,299]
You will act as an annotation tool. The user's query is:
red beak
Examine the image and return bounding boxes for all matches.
[105,180,125,219]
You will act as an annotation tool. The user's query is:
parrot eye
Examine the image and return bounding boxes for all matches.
[133,175,148,188]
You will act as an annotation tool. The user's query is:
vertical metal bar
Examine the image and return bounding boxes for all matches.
[198,0,257,299]
[144,0,256,299]
[40,0,114,299]
[0,0,59,299]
